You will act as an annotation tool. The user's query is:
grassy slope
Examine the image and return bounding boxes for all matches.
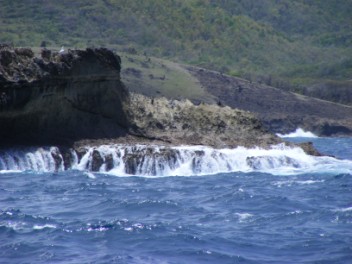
[0,0,351,103]
[120,53,215,103]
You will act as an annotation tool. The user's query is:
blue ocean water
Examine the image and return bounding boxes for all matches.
[1,138,352,263]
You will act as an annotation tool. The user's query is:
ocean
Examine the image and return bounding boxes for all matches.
[1,136,352,263]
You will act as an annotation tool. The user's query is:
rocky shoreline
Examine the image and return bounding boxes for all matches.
[0,142,323,176]
[0,45,287,150]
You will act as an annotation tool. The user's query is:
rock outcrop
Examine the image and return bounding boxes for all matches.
[127,93,279,148]
[0,45,129,146]
[0,45,281,149]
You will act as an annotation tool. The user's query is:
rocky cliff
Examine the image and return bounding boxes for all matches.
[0,45,130,146]
[0,46,281,148]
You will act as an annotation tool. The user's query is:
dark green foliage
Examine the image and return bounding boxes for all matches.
[0,0,351,103]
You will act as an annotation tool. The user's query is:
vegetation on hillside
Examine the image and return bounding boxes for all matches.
[120,52,214,103]
[1,0,351,104]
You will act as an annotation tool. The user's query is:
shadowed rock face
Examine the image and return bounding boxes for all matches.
[0,46,129,146]
[0,46,281,149]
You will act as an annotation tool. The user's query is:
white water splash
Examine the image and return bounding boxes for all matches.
[0,147,63,172]
[277,128,318,138]
[0,144,351,177]
[85,172,96,179]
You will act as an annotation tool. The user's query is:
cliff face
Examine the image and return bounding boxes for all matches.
[0,46,130,146]
[0,46,281,148]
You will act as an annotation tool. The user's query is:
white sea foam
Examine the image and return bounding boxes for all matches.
[287,210,303,216]
[273,180,325,187]
[0,169,22,174]
[33,224,57,230]
[295,180,325,185]
[85,172,96,179]
[2,221,24,231]
[277,128,318,138]
[333,207,352,212]
[1,221,33,233]
[1,143,351,177]
[87,226,109,232]
[235,213,253,222]
[1,220,57,232]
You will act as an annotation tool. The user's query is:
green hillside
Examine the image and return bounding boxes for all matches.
[1,0,352,103]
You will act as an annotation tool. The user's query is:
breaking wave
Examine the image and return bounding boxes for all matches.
[277,128,318,138]
[1,144,351,177]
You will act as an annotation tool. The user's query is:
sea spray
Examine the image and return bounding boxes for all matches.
[0,147,63,172]
[1,144,351,176]
[277,128,318,138]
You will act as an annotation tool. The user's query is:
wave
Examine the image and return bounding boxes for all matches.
[272,179,325,187]
[33,224,57,230]
[0,144,351,177]
[277,128,318,138]
[333,207,352,213]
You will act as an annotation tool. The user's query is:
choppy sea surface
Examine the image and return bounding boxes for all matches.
[1,136,352,263]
